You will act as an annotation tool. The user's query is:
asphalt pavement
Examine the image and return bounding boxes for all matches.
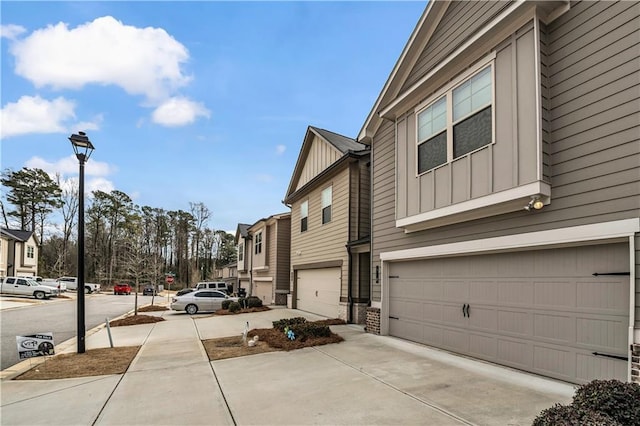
[0,303,575,425]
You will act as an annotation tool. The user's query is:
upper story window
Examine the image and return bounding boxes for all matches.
[238,243,244,261]
[26,246,35,259]
[300,200,308,232]
[417,65,493,175]
[254,232,262,254]
[321,186,332,224]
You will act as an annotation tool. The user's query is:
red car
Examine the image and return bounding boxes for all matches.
[113,283,132,295]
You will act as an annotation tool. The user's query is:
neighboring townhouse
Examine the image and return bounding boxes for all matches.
[221,262,238,293]
[235,223,252,294]
[0,228,39,278]
[248,212,291,305]
[285,126,371,323]
[358,1,639,385]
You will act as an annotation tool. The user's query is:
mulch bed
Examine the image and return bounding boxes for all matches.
[110,314,165,327]
[138,305,169,312]
[15,346,140,380]
[214,306,271,315]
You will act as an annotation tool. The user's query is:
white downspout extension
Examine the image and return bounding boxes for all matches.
[628,235,636,382]
[381,259,389,335]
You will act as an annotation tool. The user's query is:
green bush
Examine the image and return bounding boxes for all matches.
[228,302,241,313]
[273,317,307,331]
[246,296,263,308]
[237,297,246,308]
[572,380,640,426]
[532,403,619,426]
[290,323,332,339]
[221,300,231,310]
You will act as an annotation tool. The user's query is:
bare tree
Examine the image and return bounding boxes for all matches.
[57,174,79,275]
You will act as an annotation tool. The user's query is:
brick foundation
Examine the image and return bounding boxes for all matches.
[632,344,640,383]
[366,307,381,335]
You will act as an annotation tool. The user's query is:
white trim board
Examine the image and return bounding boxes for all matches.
[381,218,640,261]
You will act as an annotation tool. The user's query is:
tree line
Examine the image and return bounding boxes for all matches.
[1,167,236,288]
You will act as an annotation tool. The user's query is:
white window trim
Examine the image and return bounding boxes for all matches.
[300,200,309,232]
[321,186,332,225]
[254,231,263,255]
[415,53,496,177]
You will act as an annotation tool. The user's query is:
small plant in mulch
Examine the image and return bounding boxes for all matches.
[109,314,165,327]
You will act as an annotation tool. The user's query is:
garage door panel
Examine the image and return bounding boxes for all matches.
[577,280,629,311]
[387,243,629,384]
[389,318,422,342]
[498,310,531,336]
[498,281,534,305]
[296,268,340,318]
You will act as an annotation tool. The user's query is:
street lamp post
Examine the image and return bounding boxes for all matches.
[69,131,95,354]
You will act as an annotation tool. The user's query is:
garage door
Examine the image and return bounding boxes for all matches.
[388,243,629,384]
[296,268,341,318]
[255,281,272,305]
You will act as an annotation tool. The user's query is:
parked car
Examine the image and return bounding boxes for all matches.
[171,290,238,315]
[194,281,228,292]
[56,276,101,294]
[142,285,157,296]
[1,277,59,299]
[113,283,132,295]
[40,279,66,294]
[176,288,194,297]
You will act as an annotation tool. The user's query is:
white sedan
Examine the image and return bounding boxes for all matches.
[171,290,238,315]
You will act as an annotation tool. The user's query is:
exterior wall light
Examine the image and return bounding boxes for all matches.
[524,196,544,211]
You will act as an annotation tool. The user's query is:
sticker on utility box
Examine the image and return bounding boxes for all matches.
[16,333,55,360]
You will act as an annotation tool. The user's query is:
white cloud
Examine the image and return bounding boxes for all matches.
[1,24,26,40]
[1,95,76,138]
[9,16,191,101]
[151,97,210,127]
[25,155,114,178]
[87,177,115,194]
[276,144,286,155]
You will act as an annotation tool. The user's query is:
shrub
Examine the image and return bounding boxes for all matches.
[273,317,307,331]
[246,296,263,308]
[572,379,640,426]
[228,302,241,313]
[290,323,332,339]
[532,403,619,426]
[236,297,246,308]
[221,300,231,310]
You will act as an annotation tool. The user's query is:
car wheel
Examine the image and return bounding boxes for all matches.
[84,287,91,294]
[34,291,46,300]
[185,304,198,315]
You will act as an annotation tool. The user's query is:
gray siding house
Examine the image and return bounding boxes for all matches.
[285,126,371,323]
[359,1,639,385]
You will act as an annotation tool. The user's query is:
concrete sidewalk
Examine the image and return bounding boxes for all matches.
[0,308,574,425]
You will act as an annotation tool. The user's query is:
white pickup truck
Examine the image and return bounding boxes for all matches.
[56,277,101,294]
[1,277,59,299]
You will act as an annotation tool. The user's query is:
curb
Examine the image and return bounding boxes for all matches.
[0,301,169,381]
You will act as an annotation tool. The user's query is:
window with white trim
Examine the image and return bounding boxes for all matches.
[27,246,35,259]
[238,243,244,261]
[254,232,262,254]
[417,65,493,175]
[321,186,332,224]
[300,200,308,232]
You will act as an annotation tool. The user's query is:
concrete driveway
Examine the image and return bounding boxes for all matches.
[1,307,574,425]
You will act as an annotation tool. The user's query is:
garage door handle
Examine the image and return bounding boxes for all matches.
[463,304,470,318]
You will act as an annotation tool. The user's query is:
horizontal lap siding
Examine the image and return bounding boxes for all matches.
[371,0,640,304]
[291,168,350,299]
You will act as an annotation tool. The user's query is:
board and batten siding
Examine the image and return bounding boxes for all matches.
[397,22,541,220]
[402,0,511,93]
[295,135,342,191]
[291,167,350,300]
[371,0,640,313]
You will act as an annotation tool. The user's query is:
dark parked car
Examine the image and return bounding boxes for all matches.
[142,285,157,296]
[176,288,194,297]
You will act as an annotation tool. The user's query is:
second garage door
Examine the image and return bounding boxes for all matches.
[388,243,629,384]
[296,268,341,318]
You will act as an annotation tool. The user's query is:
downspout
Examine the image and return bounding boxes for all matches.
[629,234,636,382]
[347,163,353,324]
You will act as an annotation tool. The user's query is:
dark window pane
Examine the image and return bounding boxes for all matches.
[453,106,491,158]
[301,217,307,232]
[322,206,331,224]
[418,131,447,174]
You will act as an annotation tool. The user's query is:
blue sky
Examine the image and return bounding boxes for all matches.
[1,1,426,233]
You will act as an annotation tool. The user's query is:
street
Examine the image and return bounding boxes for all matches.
[0,293,159,370]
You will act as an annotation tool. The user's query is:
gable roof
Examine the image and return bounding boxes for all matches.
[235,223,251,244]
[357,1,448,143]
[1,228,35,242]
[248,211,291,232]
[285,126,368,202]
